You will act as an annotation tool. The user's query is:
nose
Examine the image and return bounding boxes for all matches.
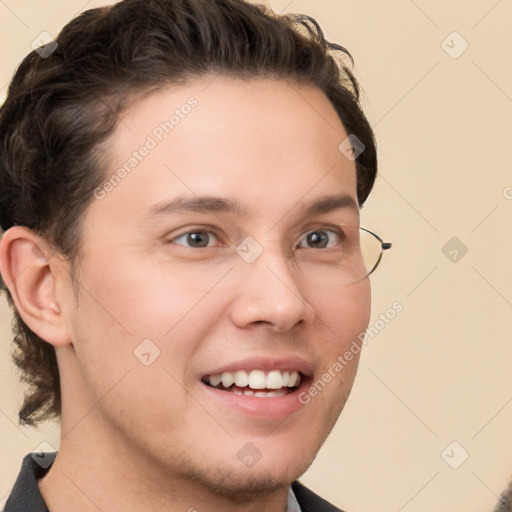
[229,241,316,332]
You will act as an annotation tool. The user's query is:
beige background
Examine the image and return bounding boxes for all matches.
[1,1,511,511]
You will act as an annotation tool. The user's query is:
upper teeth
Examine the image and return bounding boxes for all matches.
[206,370,300,390]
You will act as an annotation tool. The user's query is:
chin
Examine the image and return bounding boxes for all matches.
[194,470,294,503]
[177,450,312,499]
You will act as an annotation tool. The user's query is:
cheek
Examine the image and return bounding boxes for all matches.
[306,280,370,405]
[69,253,233,391]
[314,279,371,349]
[67,259,216,429]
[75,252,225,340]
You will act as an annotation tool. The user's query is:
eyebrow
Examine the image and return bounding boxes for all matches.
[142,195,249,221]
[303,194,359,217]
[142,193,359,221]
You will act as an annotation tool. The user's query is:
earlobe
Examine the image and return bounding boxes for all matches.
[0,226,71,347]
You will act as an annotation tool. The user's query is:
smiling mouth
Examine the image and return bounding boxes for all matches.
[201,369,302,398]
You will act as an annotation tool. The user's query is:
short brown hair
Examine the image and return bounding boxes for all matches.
[0,0,377,426]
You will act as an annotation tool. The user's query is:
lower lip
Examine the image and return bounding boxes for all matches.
[201,379,310,419]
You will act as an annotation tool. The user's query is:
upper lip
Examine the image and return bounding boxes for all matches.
[201,356,313,379]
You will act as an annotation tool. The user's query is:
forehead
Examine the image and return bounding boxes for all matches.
[89,76,358,229]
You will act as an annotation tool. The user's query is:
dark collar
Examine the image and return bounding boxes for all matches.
[292,481,345,512]
[3,453,55,512]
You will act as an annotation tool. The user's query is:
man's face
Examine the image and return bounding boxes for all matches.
[59,76,370,492]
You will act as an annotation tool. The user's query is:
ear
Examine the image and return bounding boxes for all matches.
[0,226,72,347]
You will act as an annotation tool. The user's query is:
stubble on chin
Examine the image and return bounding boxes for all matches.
[172,453,311,502]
